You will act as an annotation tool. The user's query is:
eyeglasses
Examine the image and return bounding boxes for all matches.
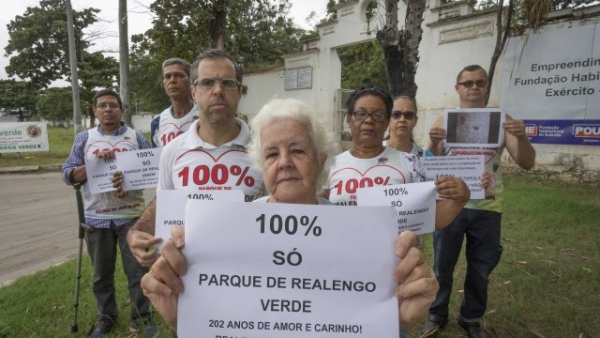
[457,80,488,88]
[95,103,121,109]
[194,78,240,90]
[391,111,416,120]
[352,110,388,122]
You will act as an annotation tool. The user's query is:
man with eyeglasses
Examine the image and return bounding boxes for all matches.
[62,89,157,338]
[126,49,263,265]
[422,65,535,338]
[150,58,198,148]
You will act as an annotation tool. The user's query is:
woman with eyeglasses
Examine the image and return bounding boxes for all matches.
[321,86,469,337]
[385,96,432,158]
[322,85,470,228]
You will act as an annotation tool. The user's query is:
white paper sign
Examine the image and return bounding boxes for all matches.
[117,148,162,191]
[420,155,485,199]
[85,157,118,195]
[178,201,400,338]
[155,189,245,252]
[356,182,437,235]
[444,108,505,148]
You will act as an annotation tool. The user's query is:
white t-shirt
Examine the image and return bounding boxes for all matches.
[158,118,264,202]
[327,147,425,206]
[152,104,198,147]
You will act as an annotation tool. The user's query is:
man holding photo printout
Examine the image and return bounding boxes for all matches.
[141,98,441,337]
[422,65,536,338]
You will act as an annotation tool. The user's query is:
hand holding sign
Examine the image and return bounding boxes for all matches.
[142,203,437,336]
[177,201,400,337]
[117,148,162,191]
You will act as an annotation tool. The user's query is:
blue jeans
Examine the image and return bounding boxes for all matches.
[400,330,408,338]
[429,208,503,321]
[85,219,151,324]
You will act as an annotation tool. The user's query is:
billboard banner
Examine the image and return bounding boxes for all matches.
[502,23,600,145]
[524,120,600,146]
[0,122,49,153]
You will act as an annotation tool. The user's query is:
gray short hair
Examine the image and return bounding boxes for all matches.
[162,58,191,77]
[248,98,339,190]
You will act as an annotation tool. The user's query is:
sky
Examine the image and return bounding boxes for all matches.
[0,0,330,81]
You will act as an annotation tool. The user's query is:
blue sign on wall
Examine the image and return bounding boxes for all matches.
[524,120,600,146]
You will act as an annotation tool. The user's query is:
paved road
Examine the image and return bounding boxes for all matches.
[0,172,154,286]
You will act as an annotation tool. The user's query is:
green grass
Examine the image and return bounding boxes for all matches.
[409,174,600,337]
[0,127,153,168]
[0,249,172,338]
[0,174,598,337]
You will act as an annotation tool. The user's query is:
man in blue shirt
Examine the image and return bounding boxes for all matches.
[62,89,157,338]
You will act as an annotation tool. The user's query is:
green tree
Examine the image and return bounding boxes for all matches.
[129,0,306,113]
[0,80,39,116]
[4,0,99,90]
[36,87,80,121]
[79,52,120,126]
[129,54,170,114]
[131,0,304,67]
[338,41,387,90]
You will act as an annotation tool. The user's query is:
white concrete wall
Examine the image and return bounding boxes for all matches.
[131,115,154,133]
[241,0,600,173]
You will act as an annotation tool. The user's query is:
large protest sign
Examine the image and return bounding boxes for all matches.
[0,122,49,153]
[178,201,400,337]
[502,23,600,145]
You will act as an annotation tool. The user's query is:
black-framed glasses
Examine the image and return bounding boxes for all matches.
[391,111,416,120]
[194,78,240,90]
[95,103,120,109]
[457,80,488,88]
[352,110,387,122]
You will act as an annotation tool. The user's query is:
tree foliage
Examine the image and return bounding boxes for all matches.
[36,87,80,121]
[129,0,306,113]
[129,54,170,114]
[0,80,39,115]
[338,41,387,90]
[4,0,98,89]
[131,0,305,65]
[5,0,120,125]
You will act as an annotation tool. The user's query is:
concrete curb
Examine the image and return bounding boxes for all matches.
[0,164,62,173]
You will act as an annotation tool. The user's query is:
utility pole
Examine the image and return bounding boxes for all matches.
[119,0,132,126]
[66,0,83,135]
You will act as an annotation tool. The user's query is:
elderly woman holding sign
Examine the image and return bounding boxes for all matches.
[141,98,439,333]
[323,86,471,229]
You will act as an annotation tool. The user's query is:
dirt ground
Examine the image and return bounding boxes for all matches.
[0,172,154,286]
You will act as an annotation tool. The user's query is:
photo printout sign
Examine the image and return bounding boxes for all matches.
[178,201,400,338]
[444,108,505,148]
